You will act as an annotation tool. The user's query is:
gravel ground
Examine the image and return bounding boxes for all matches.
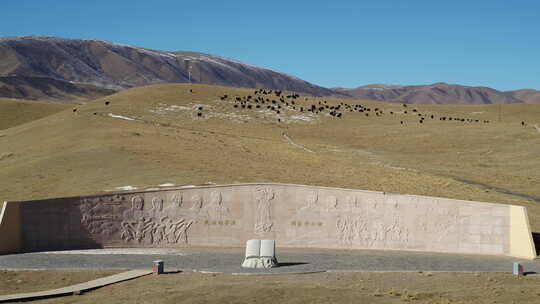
[1,248,539,274]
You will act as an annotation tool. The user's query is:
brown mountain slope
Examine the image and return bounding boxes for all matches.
[507,89,540,103]
[334,84,408,101]
[0,36,339,102]
[336,83,523,104]
[0,75,116,102]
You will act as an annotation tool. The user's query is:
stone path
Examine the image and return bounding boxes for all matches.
[0,269,152,303]
[1,248,539,274]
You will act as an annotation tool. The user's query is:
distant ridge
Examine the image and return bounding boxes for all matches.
[333,83,540,105]
[507,89,540,104]
[0,36,538,104]
[0,36,339,102]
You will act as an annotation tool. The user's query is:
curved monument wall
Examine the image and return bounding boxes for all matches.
[0,183,536,259]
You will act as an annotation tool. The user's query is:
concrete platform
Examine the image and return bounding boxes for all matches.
[1,247,539,274]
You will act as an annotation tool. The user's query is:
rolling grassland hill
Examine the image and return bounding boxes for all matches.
[0,36,338,102]
[0,83,539,232]
[0,98,70,130]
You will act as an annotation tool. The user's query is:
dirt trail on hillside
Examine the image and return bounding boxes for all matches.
[282,132,314,152]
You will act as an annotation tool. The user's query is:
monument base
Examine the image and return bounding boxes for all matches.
[242,257,278,269]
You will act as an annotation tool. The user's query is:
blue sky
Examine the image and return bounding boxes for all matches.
[3,0,539,91]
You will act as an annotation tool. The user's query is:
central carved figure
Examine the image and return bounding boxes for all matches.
[203,192,230,220]
[254,187,275,234]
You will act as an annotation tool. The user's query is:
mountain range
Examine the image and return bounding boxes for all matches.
[0,36,538,104]
[335,84,540,105]
[0,36,337,102]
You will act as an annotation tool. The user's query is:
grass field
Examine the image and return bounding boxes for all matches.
[0,98,70,130]
[0,83,539,232]
[0,269,120,295]
[2,270,540,304]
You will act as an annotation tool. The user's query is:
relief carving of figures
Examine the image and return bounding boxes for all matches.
[119,195,195,245]
[151,197,164,217]
[120,196,149,242]
[121,216,153,243]
[80,197,120,236]
[132,196,144,213]
[416,205,434,232]
[82,191,237,246]
[131,196,145,216]
[190,195,203,212]
[365,197,379,210]
[299,192,339,213]
[203,191,230,220]
[299,192,318,212]
[336,216,354,245]
[345,196,359,212]
[152,216,194,245]
[254,186,275,234]
[336,213,409,247]
[326,196,338,211]
[152,217,168,243]
[370,222,386,244]
[433,207,459,242]
[336,215,368,245]
[172,194,183,208]
[385,216,409,243]
[164,218,194,244]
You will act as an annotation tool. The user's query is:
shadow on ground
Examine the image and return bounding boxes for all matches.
[278,262,308,267]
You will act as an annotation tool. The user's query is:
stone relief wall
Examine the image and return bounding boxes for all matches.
[12,183,534,258]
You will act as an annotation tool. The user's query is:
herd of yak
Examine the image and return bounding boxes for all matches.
[87,88,530,127]
[212,89,495,125]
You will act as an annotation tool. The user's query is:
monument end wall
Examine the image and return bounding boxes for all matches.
[0,201,22,254]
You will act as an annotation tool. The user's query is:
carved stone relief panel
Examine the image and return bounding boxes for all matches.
[343,195,360,212]
[254,186,275,234]
[190,194,203,212]
[325,196,338,211]
[299,191,319,212]
[79,196,123,237]
[72,184,515,256]
[79,193,198,246]
[202,191,230,221]
[285,190,325,245]
[336,215,368,246]
[331,193,413,249]
[172,194,183,208]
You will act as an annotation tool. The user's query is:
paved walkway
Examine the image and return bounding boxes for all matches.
[1,248,539,274]
[0,269,152,303]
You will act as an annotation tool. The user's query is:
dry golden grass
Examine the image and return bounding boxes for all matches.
[0,83,539,232]
[0,269,120,295]
[0,98,70,130]
[3,270,540,304]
